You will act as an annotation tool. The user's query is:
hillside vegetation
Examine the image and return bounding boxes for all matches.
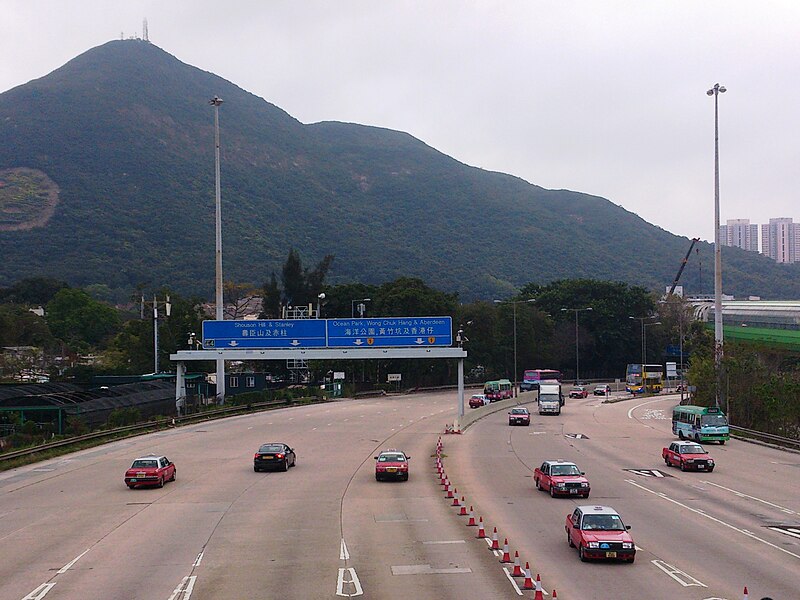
[1,40,798,300]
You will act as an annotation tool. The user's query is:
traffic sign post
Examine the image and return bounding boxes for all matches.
[202,317,453,350]
[202,319,327,349]
[326,317,452,348]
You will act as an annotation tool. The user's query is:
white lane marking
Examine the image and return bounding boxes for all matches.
[422,540,466,545]
[651,560,707,587]
[312,427,317,431]
[336,567,363,596]
[626,480,800,560]
[769,527,800,540]
[391,565,472,575]
[627,398,667,419]
[167,576,197,600]
[502,567,524,595]
[32,468,55,472]
[192,552,204,567]
[701,481,799,515]
[21,583,56,600]
[57,548,90,574]
[340,538,350,560]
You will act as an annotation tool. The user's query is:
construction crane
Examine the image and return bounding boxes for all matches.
[668,237,701,296]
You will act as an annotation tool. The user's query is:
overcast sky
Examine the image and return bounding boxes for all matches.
[4,1,799,242]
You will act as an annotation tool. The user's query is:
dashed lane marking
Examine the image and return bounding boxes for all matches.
[340,538,350,560]
[422,540,466,545]
[391,565,472,575]
[701,481,799,515]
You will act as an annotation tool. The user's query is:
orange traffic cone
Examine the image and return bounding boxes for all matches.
[522,563,534,589]
[475,517,486,538]
[459,499,468,515]
[446,486,454,499]
[511,551,523,576]
[467,507,476,526]
[499,539,511,563]
[552,590,557,599]
[452,493,461,507]
[489,527,500,550]
[533,573,544,600]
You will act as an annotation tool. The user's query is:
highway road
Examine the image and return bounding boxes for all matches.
[1,390,798,599]
[0,395,514,600]
[445,391,800,600]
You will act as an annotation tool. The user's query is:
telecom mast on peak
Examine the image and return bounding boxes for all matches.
[143,18,149,42]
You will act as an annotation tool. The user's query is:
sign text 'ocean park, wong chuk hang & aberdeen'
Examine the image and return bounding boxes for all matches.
[201,317,453,349]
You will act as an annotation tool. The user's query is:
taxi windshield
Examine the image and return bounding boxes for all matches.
[379,454,405,462]
[681,444,705,454]
[131,460,158,469]
[551,464,581,476]
[510,408,528,414]
[582,514,625,530]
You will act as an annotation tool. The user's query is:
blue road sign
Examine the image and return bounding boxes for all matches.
[326,317,452,348]
[202,320,327,349]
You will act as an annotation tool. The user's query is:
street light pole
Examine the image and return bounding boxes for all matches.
[707,82,726,408]
[643,321,662,363]
[495,298,535,396]
[561,307,592,384]
[210,95,225,404]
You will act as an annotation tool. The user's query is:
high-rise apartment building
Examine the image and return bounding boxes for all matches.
[761,217,799,263]
[719,219,759,251]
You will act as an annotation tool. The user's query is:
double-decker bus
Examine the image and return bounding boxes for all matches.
[520,369,562,392]
[484,379,513,401]
[672,405,729,443]
[625,364,663,394]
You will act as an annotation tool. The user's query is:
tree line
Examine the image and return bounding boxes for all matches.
[0,250,797,438]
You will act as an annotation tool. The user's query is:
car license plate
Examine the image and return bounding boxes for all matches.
[570,489,578,494]
[698,464,705,469]
[387,468,397,472]
[262,455,273,459]
[606,551,617,558]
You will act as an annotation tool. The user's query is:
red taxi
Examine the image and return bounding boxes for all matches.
[124,454,176,489]
[534,460,590,498]
[662,441,714,472]
[375,449,410,481]
[566,505,635,563]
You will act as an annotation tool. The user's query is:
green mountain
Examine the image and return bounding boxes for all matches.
[1,40,798,300]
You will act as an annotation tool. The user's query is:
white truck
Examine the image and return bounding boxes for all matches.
[538,381,563,415]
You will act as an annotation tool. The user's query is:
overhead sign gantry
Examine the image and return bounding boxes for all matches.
[171,316,467,429]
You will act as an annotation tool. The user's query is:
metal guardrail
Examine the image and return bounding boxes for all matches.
[730,425,800,450]
[0,397,324,465]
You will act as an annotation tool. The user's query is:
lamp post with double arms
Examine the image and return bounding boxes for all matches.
[494,298,536,396]
[707,82,726,408]
[561,307,592,384]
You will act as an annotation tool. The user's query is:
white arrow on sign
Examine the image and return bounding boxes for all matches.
[353,339,364,346]
[228,340,239,347]
[414,337,425,344]
[290,340,301,346]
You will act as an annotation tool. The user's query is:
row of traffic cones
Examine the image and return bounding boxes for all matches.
[435,437,554,598]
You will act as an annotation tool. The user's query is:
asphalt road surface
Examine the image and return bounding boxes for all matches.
[445,391,800,600]
[1,391,798,599]
[1,395,514,600]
